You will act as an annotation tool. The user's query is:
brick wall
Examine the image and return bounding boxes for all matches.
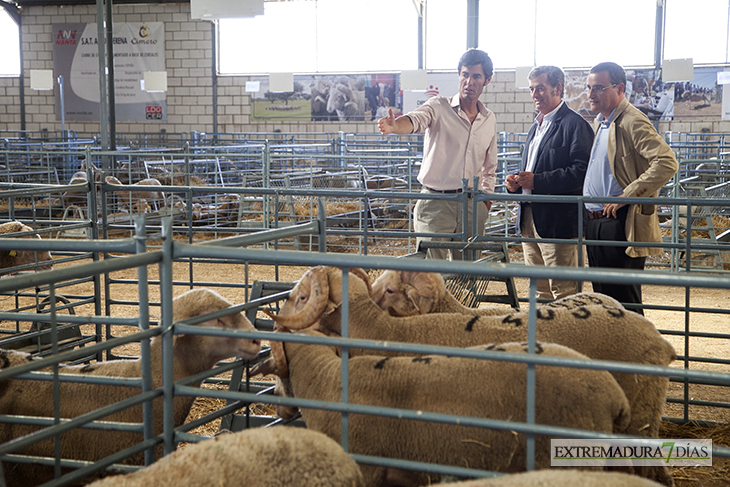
[1,3,728,136]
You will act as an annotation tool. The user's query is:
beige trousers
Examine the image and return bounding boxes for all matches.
[414,191,489,261]
[520,204,578,299]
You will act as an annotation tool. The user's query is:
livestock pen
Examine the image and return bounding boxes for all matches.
[0,134,729,486]
[0,221,730,485]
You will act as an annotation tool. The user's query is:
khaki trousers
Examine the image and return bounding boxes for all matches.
[521,204,578,299]
[414,191,489,261]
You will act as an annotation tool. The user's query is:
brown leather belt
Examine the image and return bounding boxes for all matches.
[587,210,604,219]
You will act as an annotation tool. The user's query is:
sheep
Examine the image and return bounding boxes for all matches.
[85,426,365,487]
[310,78,334,121]
[0,221,53,276]
[266,266,677,487]
[437,469,664,486]
[105,175,165,212]
[0,288,262,487]
[252,329,631,487]
[59,162,103,207]
[191,195,242,222]
[326,78,367,121]
[371,270,626,317]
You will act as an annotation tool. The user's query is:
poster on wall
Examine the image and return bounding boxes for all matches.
[249,73,401,122]
[562,67,721,123]
[53,22,167,122]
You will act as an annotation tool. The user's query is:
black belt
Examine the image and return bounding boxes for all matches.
[424,186,474,198]
[424,186,463,193]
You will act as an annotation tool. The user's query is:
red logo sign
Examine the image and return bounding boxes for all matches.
[145,106,163,119]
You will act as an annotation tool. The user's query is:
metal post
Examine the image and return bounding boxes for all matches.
[14,11,26,133]
[211,21,218,137]
[105,0,117,152]
[337,131,346,168]
[340,269,350,453]
[57,75,65,139]
[654,0,665,70]
[135,217,155,465]
[526,279,537,471]
[415,0,424,69]
[159,218,175,455]
[95,0,109,167]
[466,0,479,49]
[50,284,61,480]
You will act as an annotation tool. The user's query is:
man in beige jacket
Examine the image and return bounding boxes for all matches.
[583,62,678,314]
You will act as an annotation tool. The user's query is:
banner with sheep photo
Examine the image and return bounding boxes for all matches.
[248,73,401,122]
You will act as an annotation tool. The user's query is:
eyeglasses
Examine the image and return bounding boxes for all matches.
[585,84,617,94]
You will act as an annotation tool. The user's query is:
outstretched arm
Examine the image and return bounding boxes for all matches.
[378,108,413,135]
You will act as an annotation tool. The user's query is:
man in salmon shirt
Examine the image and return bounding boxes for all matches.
[378,49,497,261]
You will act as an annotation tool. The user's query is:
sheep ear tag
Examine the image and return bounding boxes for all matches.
[9,250,17,257]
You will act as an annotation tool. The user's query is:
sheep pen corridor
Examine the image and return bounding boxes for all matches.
[3,258,729,486]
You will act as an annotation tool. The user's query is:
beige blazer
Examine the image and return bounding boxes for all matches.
[601,98,678,257]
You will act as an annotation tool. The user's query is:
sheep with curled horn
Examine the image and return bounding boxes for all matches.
[370,270,625,317]
[265,266,677,487]
[252,328,630,487]
[0,221,53,276]
[85,427,365,487]
[0,288,261,487]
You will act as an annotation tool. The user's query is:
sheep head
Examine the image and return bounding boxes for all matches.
[248,328,297,419]
[172,288,261,367]
[0,222,53,274]
[105,175,122,186]
[249,328,344,420]
[371,270,442,316]
[265,266,371,334]
[79,162,103,182]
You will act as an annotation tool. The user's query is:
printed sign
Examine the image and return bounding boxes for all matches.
[52,22,167,122]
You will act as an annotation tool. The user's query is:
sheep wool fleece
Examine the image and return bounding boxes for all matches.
[86,427,365,487]
[439,469,664,486]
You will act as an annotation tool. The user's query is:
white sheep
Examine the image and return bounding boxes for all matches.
[252,329,630,487]
[370,270,623,317]
[105,175,165,212]
[266,266,677,487]
[438,469,664,486]
[57,162,103,207]
[85,426,365,487]
[0,288,261,487]
[0,221,53,276]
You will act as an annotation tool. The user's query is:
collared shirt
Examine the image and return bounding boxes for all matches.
[523,101,563,195]
[406,94,498,193]
[583,109,624,211]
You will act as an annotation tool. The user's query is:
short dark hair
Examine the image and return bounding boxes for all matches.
[589,62,627,87]
[458,49,493,78]
[528,65,565,97]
